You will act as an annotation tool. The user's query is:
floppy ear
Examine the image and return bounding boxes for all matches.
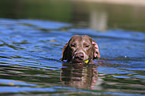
[61,42,72,61]
[92,41,101,59]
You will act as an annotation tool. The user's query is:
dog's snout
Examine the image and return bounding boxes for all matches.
[74,52,84,60]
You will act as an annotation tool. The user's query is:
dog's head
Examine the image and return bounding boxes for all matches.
[61,35,100,63]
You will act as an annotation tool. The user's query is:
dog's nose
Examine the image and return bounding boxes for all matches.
[74,52,84,60]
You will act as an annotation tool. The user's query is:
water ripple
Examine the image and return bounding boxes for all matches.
[0,18,145,96]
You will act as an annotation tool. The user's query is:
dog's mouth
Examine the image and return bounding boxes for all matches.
[72,57,83,63]
[72,57,89,63]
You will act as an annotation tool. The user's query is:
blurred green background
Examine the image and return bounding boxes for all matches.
[0,0,145,32]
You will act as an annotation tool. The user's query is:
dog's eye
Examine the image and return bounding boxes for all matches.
[85,45,89,47]
[84,43,90,48]
[71,43,76,47]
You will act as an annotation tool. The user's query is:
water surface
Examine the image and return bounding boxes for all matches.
[0,18,145,96]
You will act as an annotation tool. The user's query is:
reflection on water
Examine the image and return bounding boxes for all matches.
[89,9,107,31]
[61,63,98,89]
[0,0,145,32]
[61,59,145,95]
[72,2,145,32]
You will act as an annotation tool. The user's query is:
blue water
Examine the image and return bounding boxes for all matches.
[0,18,145,96]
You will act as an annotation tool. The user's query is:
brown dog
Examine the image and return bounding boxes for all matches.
[61,35,100,64]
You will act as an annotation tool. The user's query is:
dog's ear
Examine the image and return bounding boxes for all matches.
[61,42,72,62]
[92,41,101,59]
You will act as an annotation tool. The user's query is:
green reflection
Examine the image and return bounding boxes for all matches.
[0,0,145,32]
[0,0,72,22]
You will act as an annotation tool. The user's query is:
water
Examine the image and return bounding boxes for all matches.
[0,18,145,96]
[0,0,145,95]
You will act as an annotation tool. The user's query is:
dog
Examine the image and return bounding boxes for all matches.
[61,35,100,64]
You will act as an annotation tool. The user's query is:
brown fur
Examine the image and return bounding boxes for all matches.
[61,35,100,63]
